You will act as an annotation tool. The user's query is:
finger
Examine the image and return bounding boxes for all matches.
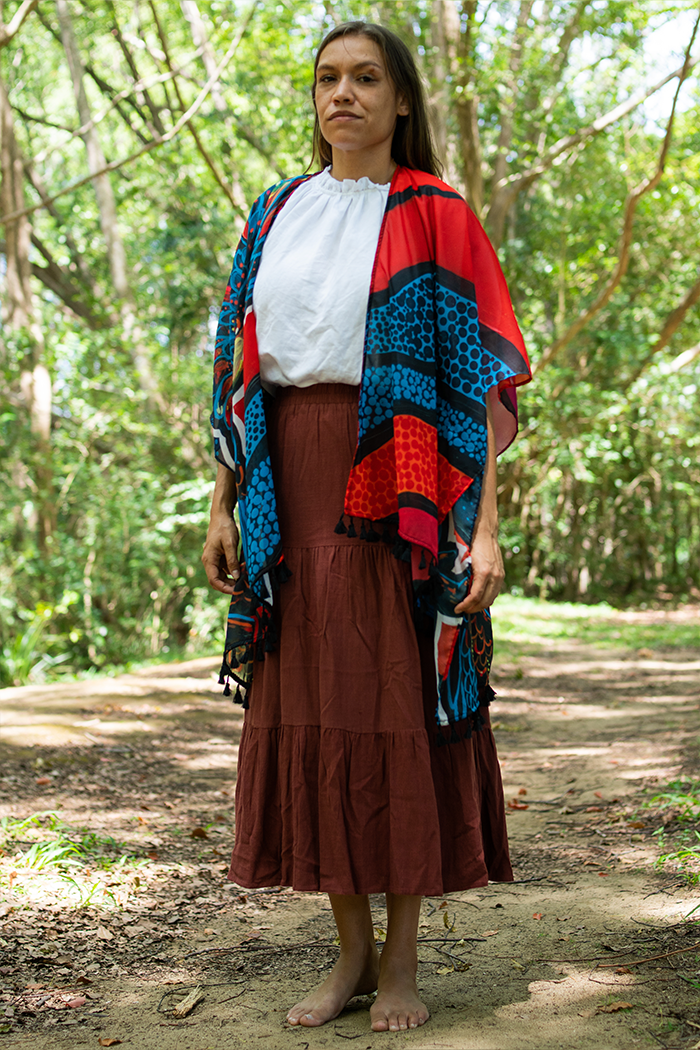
[222,537,240,580]
[201,548,236,593]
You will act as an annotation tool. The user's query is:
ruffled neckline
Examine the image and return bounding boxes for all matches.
[314,166,391,195]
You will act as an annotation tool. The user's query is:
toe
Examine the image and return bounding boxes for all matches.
[371,1013,390,1032]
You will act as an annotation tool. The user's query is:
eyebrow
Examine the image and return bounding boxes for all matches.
[316,60,384,73]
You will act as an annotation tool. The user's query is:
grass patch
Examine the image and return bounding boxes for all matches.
[492,595,700,652]
[0,811,148,910]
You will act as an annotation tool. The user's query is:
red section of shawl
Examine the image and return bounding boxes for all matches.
[242,311,259,391]
[394,414,437,504]
[344,439,397,520]
[398,506,436,556]
[436,619,460,679]
[438,454,472,521]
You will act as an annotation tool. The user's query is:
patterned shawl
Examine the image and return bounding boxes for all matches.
[211,166,531,742]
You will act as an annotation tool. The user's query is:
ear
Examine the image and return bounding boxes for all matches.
[396,93,409,117]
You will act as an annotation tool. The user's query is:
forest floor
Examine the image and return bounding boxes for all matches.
[1,603,700,1050]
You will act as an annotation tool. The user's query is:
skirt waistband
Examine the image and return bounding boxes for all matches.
[267,382,360,405]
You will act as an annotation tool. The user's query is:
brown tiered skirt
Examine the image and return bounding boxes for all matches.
[228,384,512,896]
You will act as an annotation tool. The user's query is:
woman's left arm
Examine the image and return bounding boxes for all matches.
[454,395,505,616]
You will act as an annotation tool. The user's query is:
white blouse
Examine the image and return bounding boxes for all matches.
[253,167,390,387]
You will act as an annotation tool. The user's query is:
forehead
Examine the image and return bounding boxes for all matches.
[317,35,385,71]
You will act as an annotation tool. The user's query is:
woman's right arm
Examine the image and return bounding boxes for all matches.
[202,462,240,594]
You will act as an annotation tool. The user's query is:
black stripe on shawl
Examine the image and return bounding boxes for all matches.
[386,184,464,213]
[354,401,438,463]
[437,436,481,479]
[369,261,434,309]
[479,323,530,375]
[398,491,438,516]
[369,262,479,312]
[434,264,477,304]
[366,349,436,376]
[436,381,487,424]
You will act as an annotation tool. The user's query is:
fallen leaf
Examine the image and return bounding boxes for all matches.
[436,965,453,975]
[482,930,499,937]
[190,827,208,840]
[147,851,159,860]
[594,791,604,799]
[598,872,610,877]
[95,926,114,941]
[518,788,527,796]
[53,956,73,966]
[512,960,525,971]
[98,1040,122,1047]
[438,901,448,909]
[628,821,645,829]
[532,913,543,920]
[598,1001,633,1013]
[586,806,603,812]
[66,997,86,1009]
[35,777,51,786]
[615,967,632,975]
[508,800,529,810]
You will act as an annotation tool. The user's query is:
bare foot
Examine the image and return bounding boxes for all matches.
[286,948,379,1028]
[370,966,429,1032]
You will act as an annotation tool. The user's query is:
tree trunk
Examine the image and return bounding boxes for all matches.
[55,0,163,411]
[0,72,53,549]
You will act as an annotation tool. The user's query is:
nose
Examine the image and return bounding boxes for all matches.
[332,74,354,103]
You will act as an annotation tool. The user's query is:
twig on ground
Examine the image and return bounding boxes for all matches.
[597,943,700,969]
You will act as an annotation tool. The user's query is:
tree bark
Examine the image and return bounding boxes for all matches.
[55,0,163,411]
[0,71,53,549]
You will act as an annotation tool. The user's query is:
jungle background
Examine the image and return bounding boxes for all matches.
[1,0,699,686]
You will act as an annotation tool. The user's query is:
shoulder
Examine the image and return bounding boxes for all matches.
[391,167,467,207]
[248,173,316,228]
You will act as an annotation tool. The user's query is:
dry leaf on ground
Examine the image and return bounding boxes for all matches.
[598,1001,633,1013]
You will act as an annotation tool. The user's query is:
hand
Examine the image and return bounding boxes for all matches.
[454,526,504,616]
[202,510,240,595]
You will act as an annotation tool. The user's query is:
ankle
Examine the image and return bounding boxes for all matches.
[378,950,418,980]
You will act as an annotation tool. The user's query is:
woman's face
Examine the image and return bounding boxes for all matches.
[314,35,408,163]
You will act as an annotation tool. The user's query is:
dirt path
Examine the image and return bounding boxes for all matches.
[1,631,700,1050]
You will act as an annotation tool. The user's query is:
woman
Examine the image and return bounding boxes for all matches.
[202,21,531,1033]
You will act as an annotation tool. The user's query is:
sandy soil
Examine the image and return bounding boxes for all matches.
[1,625,700,1050]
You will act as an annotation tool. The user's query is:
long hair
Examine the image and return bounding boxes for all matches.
[310,21,442,178]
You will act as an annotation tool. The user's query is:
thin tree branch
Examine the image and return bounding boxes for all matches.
[0,0,38,49]
[36,9,151,144]
[534,12,700,376]
[664,340,700,373]
[0,1,257,226]
[486,52,700,244]
[626,273,700,384]
[29,48,204,167]
[147,0,242,211]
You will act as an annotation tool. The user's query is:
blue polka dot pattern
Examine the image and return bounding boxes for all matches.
[437,398,487,461]
[244,387,266,456]
[242,457,280,581]
[366,275,437,363]
[393,365,436,412]
[358,366,393,434]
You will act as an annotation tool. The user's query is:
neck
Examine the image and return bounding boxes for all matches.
[329,147,396,185]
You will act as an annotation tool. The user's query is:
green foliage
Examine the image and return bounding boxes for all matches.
[0,811,148,908]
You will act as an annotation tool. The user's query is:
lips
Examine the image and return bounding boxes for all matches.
[328,111,359,120]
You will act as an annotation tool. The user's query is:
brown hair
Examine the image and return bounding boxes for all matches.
[310,21,442,178]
